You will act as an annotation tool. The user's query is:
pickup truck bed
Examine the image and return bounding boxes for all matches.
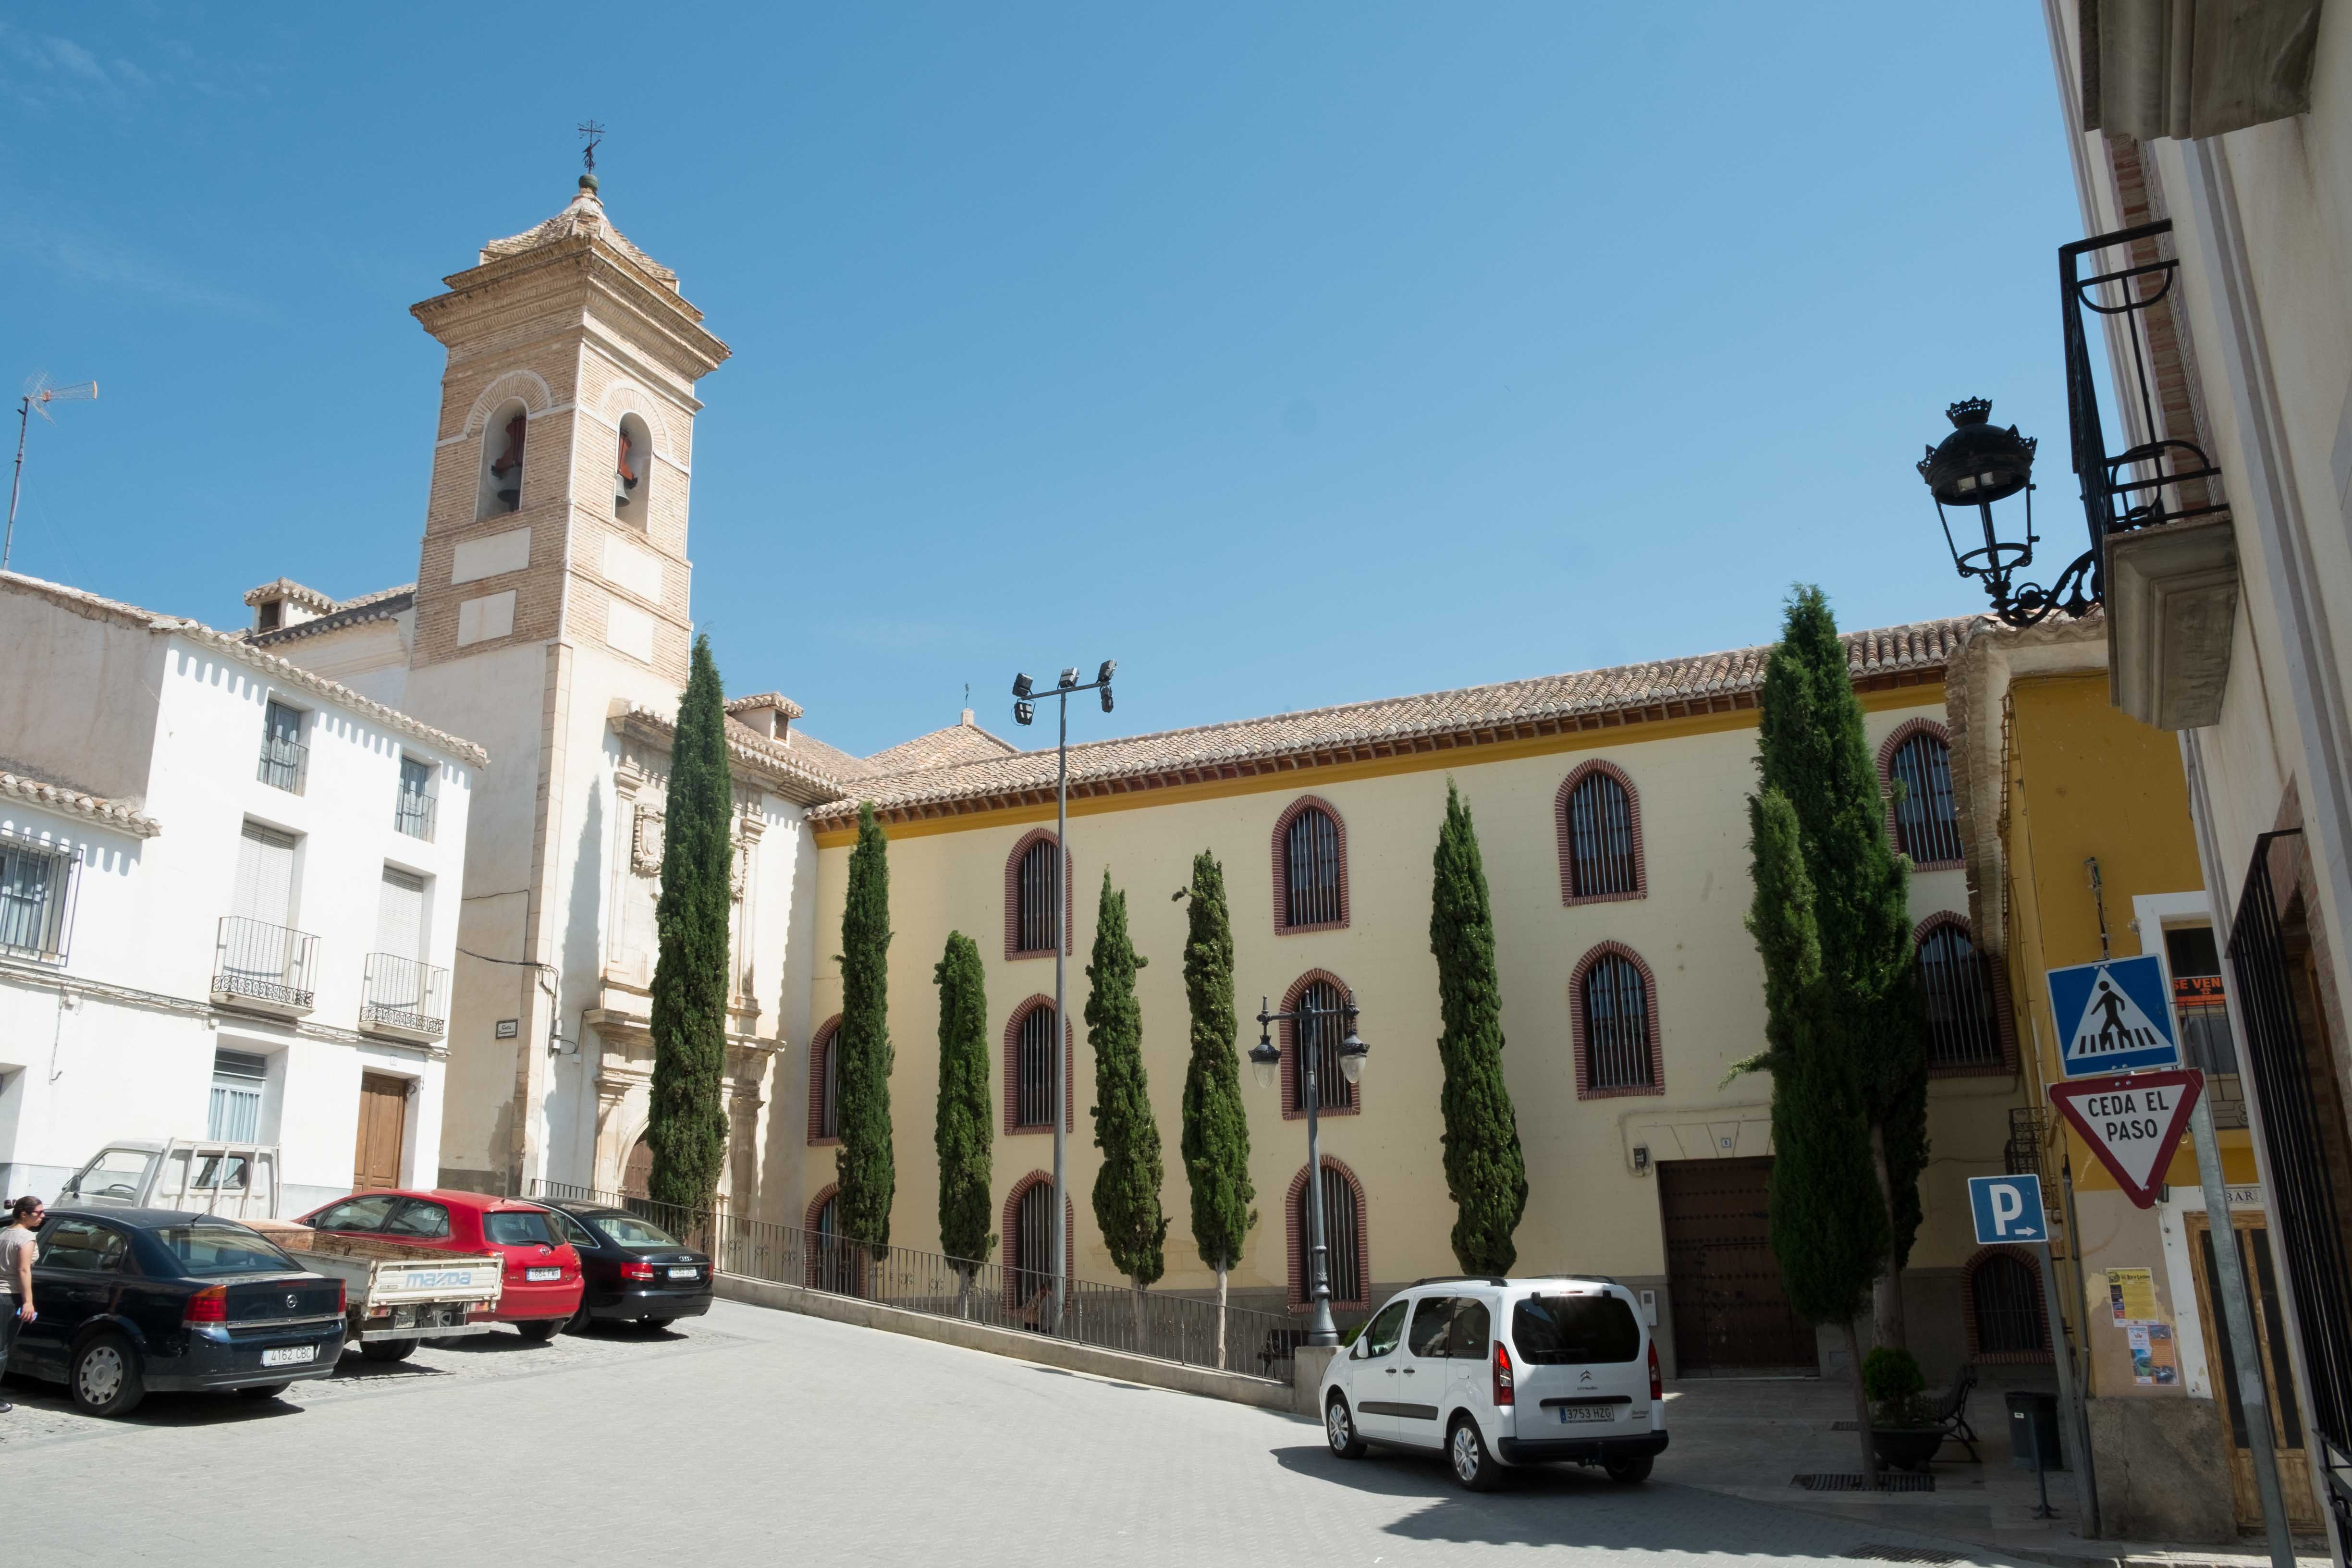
[250,1222,503,1345]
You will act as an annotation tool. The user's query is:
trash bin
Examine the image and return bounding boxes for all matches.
[2006,1390,2065,1472]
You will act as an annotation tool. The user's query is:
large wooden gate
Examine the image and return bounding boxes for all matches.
[1659,1157,1818,1372]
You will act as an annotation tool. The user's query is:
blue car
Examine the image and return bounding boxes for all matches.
[9,1208,347,1416]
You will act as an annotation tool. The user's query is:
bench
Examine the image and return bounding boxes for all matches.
[1932,1362,1981,1462]
[1259,1328,1310,1377]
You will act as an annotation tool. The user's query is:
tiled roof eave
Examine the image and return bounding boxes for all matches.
[0,771,162,838]
[613,704,848,809]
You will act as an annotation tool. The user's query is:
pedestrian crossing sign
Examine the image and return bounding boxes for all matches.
[2046,954,2179,1078]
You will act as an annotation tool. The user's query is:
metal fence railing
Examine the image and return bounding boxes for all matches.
[361,952,449,1037]
[212,916,317,1011]
[527,1180,1298,1382]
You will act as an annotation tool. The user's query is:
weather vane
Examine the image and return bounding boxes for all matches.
[578,120,605,174]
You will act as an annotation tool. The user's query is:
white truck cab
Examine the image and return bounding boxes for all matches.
[56,1140,281,1219]
[1319,1274,1667,1491]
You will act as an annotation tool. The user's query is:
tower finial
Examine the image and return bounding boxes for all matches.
[577,119,605,192]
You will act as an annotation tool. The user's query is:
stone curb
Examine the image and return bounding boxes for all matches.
[712,1271,1296,1411]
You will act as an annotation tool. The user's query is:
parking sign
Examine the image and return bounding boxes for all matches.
[1968,1173,2048,1245]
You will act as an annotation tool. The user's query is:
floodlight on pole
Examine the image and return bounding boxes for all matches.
[7,372,99,574]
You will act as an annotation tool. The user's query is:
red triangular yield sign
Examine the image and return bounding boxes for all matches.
[2048,1069,2205,1209]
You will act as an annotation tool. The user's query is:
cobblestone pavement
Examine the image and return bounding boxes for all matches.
[16,1301,2043,1567]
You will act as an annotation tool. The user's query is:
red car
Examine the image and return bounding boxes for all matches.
[296,1189,584,1341]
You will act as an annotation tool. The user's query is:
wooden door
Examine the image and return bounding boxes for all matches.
[1659,1157,1819,1372]
[2185,1213,2322,1531]
[351,1073,408,1191]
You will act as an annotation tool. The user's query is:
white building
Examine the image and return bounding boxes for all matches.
[0,570,482,1214]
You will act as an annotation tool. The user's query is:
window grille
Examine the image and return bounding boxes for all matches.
[1970,1253,2047,1355]
[1565,772,1639,898]
[1014,1004,1059,1130]
[1889,732,1964,864]
[1008,1179,1062,1311]
[1014,837,1060,955]
[813,1029,839,1140]
[394,756,436,839]
[208,1049,269,1142]
[1289,979,1354,1114]
[257,701,306,794]
[0,833,74,964]
[1283,806,1343,928]
[1918,921,2003,1069]
[1580,954,1654,1090]
[1295,1165,1363,1306]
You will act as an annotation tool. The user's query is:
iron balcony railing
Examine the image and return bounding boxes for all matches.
[256,734,308,794]
[212,916,317,1012]
[361,952,448,1038]
[527,1181,1299,1381]
[393,789,435,841]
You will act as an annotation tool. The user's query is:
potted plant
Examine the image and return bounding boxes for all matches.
[1862,1347,1943,1471]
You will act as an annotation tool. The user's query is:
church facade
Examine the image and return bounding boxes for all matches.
[252,175,2032,1377]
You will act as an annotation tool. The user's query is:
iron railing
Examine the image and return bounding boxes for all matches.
[256,734,307,794]
[212,916,317,1011]
[0,830,75,965]
[393,788,435,840]
[361,952,448,1037]
[2226,831,2352,1542]
[526,1180,1298,1380]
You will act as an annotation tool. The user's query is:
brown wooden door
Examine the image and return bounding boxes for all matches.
[351,1073,408,1191]
[1659,1156,1819,1372]
[2185,1213,2322,1531]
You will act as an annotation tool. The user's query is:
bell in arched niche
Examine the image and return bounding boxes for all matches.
[490,413,526,512]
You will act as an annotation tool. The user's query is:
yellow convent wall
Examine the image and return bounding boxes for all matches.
[798,683,2016,1372]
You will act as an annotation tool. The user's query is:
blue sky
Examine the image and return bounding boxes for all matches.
[1,5,2082,757]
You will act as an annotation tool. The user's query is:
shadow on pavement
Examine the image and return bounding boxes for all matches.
[2,1380,307,1429]
[1271,1442,2014,1560]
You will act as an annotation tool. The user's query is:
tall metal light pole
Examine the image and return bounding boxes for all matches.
[1010,660,1115,1334]
[1249,988,1368,1346]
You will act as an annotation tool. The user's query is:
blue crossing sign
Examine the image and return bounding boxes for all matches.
[1968,1173,2048,1245]
[2046,954,2179,1077]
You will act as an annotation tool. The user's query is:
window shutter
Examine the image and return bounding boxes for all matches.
[233,824,297,926]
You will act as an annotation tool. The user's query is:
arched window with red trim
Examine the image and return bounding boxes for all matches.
[1915,914,2008,1074]
[1570,943,1662,1097]
[1556,761,1645,904]
[1280,971,1359,1118]
[807,1015,842,1145]
[1963,1246,2051,1361]
[1286,1158,1368,1310]
[1272,797,1349,933]
[1003,997,1072,1133]
[1002,1173,1073,1318]
[1881,721,1965,868]
[805,1185,858,1292]
[1005,830,1071,959]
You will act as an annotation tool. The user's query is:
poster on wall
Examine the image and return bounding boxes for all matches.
[2107,1266,2159,1324]
[2127,1323,2180,1385]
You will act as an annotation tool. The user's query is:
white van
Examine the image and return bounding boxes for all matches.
[1318,1274,1666,1491]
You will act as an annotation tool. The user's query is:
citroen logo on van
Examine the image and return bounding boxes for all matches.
[1578,1370,1594,1385]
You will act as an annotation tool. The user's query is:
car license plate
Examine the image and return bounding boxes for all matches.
[526,1266,561,1282]
[261,1345,315,1368]
[1556,1404,1615,1424]
[667,1266,698,1280]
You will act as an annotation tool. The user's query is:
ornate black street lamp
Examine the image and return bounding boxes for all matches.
[1916,398,2093,628]
[1249,988,1367,1347]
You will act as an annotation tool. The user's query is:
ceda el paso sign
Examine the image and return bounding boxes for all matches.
[2047,1068,2205,1209]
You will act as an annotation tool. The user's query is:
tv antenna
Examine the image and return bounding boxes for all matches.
[578,120,604,174]
[7,372,98,573]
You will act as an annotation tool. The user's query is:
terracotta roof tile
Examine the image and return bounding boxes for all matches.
[0,770,161,838]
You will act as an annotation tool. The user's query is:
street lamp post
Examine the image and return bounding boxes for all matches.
[1010,660,1115,1335]
[1248,988,1368,1347]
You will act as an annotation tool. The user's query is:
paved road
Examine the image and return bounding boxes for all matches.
[9,1302,2035,1566]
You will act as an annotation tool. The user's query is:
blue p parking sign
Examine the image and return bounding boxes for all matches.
[1968,1174,2048,1245]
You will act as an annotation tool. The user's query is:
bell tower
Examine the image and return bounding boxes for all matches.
[401,171,731,1193]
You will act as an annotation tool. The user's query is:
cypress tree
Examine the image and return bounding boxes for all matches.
[834,802,895,1255]
[934,931,993,1313]
[646,636,731,1216]
[1429,779,1528,1275]
[1177,851,1254,1369]
[1754,586,1927,1350]
[1746,785,1886,1477]
[1085,872,1167,1340]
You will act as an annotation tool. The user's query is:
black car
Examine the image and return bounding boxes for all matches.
[9,1208,346,1416]
[539,1200,712,1330]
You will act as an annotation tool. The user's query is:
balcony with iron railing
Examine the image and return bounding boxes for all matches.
[360,952,449,1041]
[256,734,308,794]
[211,916,317,1017]
[393,788,436,841]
